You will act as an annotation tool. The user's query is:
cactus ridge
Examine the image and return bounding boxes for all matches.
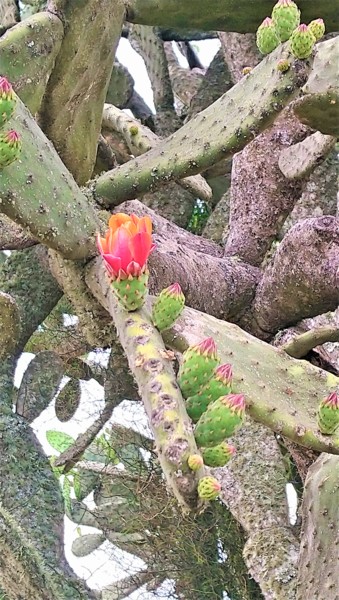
[256,18,280,55]
[178,338,219,399]
[201,442,236,468]
[111,272,149,311]
[152,283,185,331]
[194,394,245,448]
[197,476,221,500]
[186,364,233,422]
[290,24,316,59]
[272,0,301,42]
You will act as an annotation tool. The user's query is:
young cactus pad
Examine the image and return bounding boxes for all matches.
[186,363,233,423]
[177,337,219,399]
[194,394,246,448]
[256,17,280,55]
[308,18,325,41]
[290,24,316,59]
[271,0,300,42]
[317,391,339,435]
[197,476,221,500]
[112,272,149,312]
[201,442,236,468]
[152,282,185,331]
[187,454,204,471]
[0,77,16,128]
[0,130,21,168]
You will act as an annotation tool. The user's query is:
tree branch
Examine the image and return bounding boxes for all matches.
[282,326,339,359]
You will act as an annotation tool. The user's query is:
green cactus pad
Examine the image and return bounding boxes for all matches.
[201,442,236,468]
[187,454,204,471]
[308,19,325,41]
[272,0,300,42]
[0,77,16,128]
[186,363,232,423]
[0,129,21,167]
[152,282,185,331]
[317,392,339,435]
[111,272,149,311]
[290,24,316,59]
[177,337,219,399]
[194,394,245,448]
[197,476,221,500]
[256,18,280,55]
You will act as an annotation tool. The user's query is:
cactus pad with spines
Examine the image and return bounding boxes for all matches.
[177,337,219,399]
[271,0,300,42]
[308,18,325,41]
[0,76,16,128]
[256,18,280,55]
[290,24,316,59]
[187,454,204,471]
[112,272,149,312]
[0,129,21,167]
[197,476,221,500]
[317,391,339,435]
[201,442,236,468]
[194,394,246,448]
[186,363,233,422]
[152,282,185,331]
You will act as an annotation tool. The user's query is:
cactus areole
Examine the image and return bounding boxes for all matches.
[97,213,155,310]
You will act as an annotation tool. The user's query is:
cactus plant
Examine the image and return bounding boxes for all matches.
[0,129,21,167]
[194,394,246,448]
[197,476,221,500]
[0,77,16,127]
[317,391,339,435]
[97,213,155,311]
[308,18,325,41]
[186,363,233,422]
[271,0,300,42]
[201,442,236,468]
[290,24,316,59]
[152,282,185,331]
[256,17,280,55]
[177,337,219,399]
[187,454,204,471]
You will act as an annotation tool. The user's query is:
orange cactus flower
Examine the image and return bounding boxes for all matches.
[97,213,155,280]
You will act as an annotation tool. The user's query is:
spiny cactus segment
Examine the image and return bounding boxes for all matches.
[201,442,236,468]
[0,129,21,168]
[194,394,246,448]
[177,337,219,399]
[0,76,16,128]
[317,391,339,435]
[308,18,325,42]
[187,454,204,471]
[152,282,185,331]
[272,0,300,42]
[186,363,233,423]
[256,18,280,55]
[290,24,316,59]
[197,476,221,501]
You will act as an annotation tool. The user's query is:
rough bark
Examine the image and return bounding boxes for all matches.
[0,214,37,250]
[218,32,261,83]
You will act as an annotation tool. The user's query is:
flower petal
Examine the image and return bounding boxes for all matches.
[126,261,142,277]
[112,227,134,271]
[129,231,152,268]
[108,213,132,233]
[96,233,108,255]
[138,216,152,235]
[102,254,121,277]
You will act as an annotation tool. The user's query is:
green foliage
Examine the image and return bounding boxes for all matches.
[46,430,75,453]
[187,199,211,235]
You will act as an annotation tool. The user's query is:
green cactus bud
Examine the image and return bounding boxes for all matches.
[308,18,325,41]
[152,282,185,331]
[256,17,280,55]
[317,392,339,435]
[201,442,236,468]
[276,58,291,72]
[187,454,204,471]
[197,476,221,500]
[0,129,21,168]
[112,272,149,311]
[290,24,316,59]
[129,125,139,135]
[0,77,16,128]
[186,363,233,423]
[194,394,246,448]
[177,337,219,399]
[272,0,301,42]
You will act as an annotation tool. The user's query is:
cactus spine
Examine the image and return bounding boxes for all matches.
[0,129,21,167]
[0,76,16,127]
[290,24,316,59]
[271,0,300,42]
[194,394,246,448]
[308,18,325,41]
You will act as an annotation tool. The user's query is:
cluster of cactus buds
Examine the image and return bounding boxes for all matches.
[317,391,339,435]
[152,282,185,331]
[186,363,233,422]
[0,77,21,168]
[256,1,324,60]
